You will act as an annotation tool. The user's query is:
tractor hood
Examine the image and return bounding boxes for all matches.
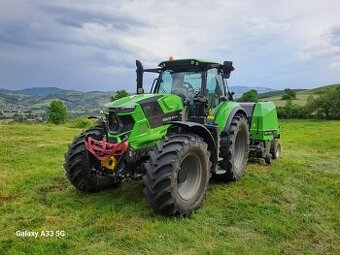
[105,94,157,109]
[103,93,184,139]
[104,93,184,114]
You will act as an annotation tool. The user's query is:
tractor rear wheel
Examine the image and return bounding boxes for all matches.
[218,114,249,181]
[64,127,118,193]
[270,139,281,159]
[265,154,273,164]
[143,134,210,216]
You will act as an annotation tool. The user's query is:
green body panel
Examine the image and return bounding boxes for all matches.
[213,101,240,131]
[249,102,280,141]
[104,94,183,150]
[157,94,183,113]
[212,101,280,141]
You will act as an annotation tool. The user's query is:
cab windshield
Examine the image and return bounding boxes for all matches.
[157,71,203,100]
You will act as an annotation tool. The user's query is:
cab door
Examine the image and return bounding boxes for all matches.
[206,68,225,108]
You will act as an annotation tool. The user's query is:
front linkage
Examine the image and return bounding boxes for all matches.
[85,136,128,170]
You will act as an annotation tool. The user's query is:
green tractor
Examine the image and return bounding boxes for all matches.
[64,58,281,216]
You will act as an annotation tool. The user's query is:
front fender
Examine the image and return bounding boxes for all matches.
[165,121,218,168]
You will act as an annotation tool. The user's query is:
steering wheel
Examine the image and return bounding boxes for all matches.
[183,82,195,97]
[172,82,195,101]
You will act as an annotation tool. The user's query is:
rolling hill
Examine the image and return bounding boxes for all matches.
[257,89,307,98]
[0,88,112,119]
[0,85,273,118]
[16,87,66,96]
[258,84,340,106]
[230,86,275,98]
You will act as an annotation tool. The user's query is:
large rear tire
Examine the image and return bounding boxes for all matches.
[218,114,249,181]
[143,134,210,216]
[64,127,118,193]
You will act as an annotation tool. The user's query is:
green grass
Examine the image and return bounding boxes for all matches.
[1,121,339,254]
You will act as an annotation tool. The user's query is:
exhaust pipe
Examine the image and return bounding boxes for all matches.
[136,60,144,94]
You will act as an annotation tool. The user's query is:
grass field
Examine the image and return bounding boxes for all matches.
[1,121,339,254]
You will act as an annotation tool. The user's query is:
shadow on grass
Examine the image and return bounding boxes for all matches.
[210,159,271,185]
[65,179,162,218]
[36,158,276,221]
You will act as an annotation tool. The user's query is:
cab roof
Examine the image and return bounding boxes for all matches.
[158,58,222,72]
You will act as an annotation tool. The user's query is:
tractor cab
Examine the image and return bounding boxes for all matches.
[138,58,234,102]
[136,58,235,123]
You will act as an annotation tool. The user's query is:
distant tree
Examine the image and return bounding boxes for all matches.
[13,113,26,123]
[305,87,340,119]
[47,100,68,124]
[331,86,340,119]
[281,88,296,100]
[111,90,129,101]
[237,89,258,102]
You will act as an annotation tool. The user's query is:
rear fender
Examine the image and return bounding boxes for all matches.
[223,106,247,132]
[214,102,247,133]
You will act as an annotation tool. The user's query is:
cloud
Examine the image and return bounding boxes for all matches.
[331,26,340,46]
[0,0,339,91]
[43,2,148,30]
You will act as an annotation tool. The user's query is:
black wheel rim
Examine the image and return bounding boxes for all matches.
[177,153,202,200]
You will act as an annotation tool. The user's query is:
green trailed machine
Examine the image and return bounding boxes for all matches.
[64,58,281,216]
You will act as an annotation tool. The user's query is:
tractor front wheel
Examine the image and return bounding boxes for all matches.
[64,127,118,193]
[143,134,210,216]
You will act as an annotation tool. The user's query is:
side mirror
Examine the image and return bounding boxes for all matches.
[228,91,235,101]
[222,61,234,79]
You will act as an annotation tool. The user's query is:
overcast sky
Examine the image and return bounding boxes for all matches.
[0,0,339,91]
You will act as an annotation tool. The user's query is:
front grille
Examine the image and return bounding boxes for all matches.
[108,112,119,131]
[107,112,134,134]
[118,115,135,133]
[139,98,163,128]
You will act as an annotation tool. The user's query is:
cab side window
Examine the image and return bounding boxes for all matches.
[206,68,225,108]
